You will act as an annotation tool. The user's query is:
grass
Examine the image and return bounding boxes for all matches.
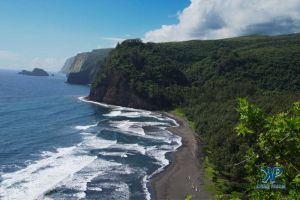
[171,108,196,131]
[171,108,185,117]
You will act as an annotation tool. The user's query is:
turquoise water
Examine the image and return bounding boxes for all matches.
[0,70,181,200]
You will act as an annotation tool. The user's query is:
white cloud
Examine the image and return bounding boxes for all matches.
[30,57,65,70]
[144,0,300,42]
[0,50,19,60]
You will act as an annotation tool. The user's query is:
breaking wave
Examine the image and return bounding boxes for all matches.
[0,97,181,200]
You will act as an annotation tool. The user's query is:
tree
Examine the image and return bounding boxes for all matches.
[235,98,300,199]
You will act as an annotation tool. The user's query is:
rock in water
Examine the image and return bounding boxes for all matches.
[18,68,49,76]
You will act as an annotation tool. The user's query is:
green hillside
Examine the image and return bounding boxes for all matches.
[91,34,300,199]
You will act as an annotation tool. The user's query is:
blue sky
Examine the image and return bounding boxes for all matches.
[0,0,189,70]
[1,0,299,71]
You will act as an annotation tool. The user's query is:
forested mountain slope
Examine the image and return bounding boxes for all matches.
[90,34,300,198]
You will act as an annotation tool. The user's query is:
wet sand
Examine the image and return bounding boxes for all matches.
[151,112,212,200]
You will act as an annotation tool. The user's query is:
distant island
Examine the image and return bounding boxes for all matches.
[18,68,49,76]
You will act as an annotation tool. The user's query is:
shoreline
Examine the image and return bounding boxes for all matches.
[150,112,212,200]
[79,97,212,199]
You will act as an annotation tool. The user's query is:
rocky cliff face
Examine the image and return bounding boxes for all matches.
[68,52,90,73]
[60,56,75,74]
[61,48,112,84]
[67,70,91,85]
[89,73,156,109]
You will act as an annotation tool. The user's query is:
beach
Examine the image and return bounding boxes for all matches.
[151,112,212,200]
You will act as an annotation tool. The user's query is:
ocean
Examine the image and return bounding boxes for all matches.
[0,70,181,200]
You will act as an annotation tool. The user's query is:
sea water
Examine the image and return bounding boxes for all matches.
[0,70,181,200]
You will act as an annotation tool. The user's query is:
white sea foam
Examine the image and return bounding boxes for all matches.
[76,95,182,200]
[52,158,121,199]
[109,120,170,140]
[75,123,97,130]
[97,182,130,200]
[112,165,134,175]
[103,110,122,117]
[173,134,183,149]
[79,96,142,112]
[112,143,147,155]
[81,134,117,149]
[142,175,151,200]
[0,146,97,200]
[104,110,145,118]
[1,96,183,200]
[88,187,103,191]
[78,96,110,108]
[98,152,129,157]
[103,108,152,119]
[78,96,179,130]
[142,134,182,200]
[110,120,146,135]
[0,128,118,200]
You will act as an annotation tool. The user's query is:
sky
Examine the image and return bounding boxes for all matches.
[0,0,299,71]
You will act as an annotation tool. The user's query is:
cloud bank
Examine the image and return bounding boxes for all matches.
[144,0,300,42]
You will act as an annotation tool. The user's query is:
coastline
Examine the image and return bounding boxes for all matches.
[80,96,212,199]
[151,112,212,200]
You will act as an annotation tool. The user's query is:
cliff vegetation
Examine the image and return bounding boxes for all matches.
[90,34,300,199]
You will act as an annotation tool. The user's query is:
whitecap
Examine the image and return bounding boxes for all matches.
[88,187,102,192]
[74,123,97,130]
[80,135,117,150]
[50,159,122,199]
[98,152,129,157]
[77,95,183,200]
[112,143,147,155]
[0,132,119,200]
[103,108,152,119]
[0,146,97,200]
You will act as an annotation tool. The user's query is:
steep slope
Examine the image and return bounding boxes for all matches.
[60,56,75,74]
[89,34,300,197]
[67,52,90,73]
[61,48,112,84]
[90,34,300,108]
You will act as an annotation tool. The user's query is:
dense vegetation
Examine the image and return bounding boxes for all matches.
[92,34,300,199]
[234,98,300,199]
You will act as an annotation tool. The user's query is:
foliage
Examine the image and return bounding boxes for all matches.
[92,33,300,198]
[184,194,193,200]
[235,99,300,199]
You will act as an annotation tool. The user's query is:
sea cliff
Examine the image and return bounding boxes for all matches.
[61,48,112,84]
[88,34,300,197]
